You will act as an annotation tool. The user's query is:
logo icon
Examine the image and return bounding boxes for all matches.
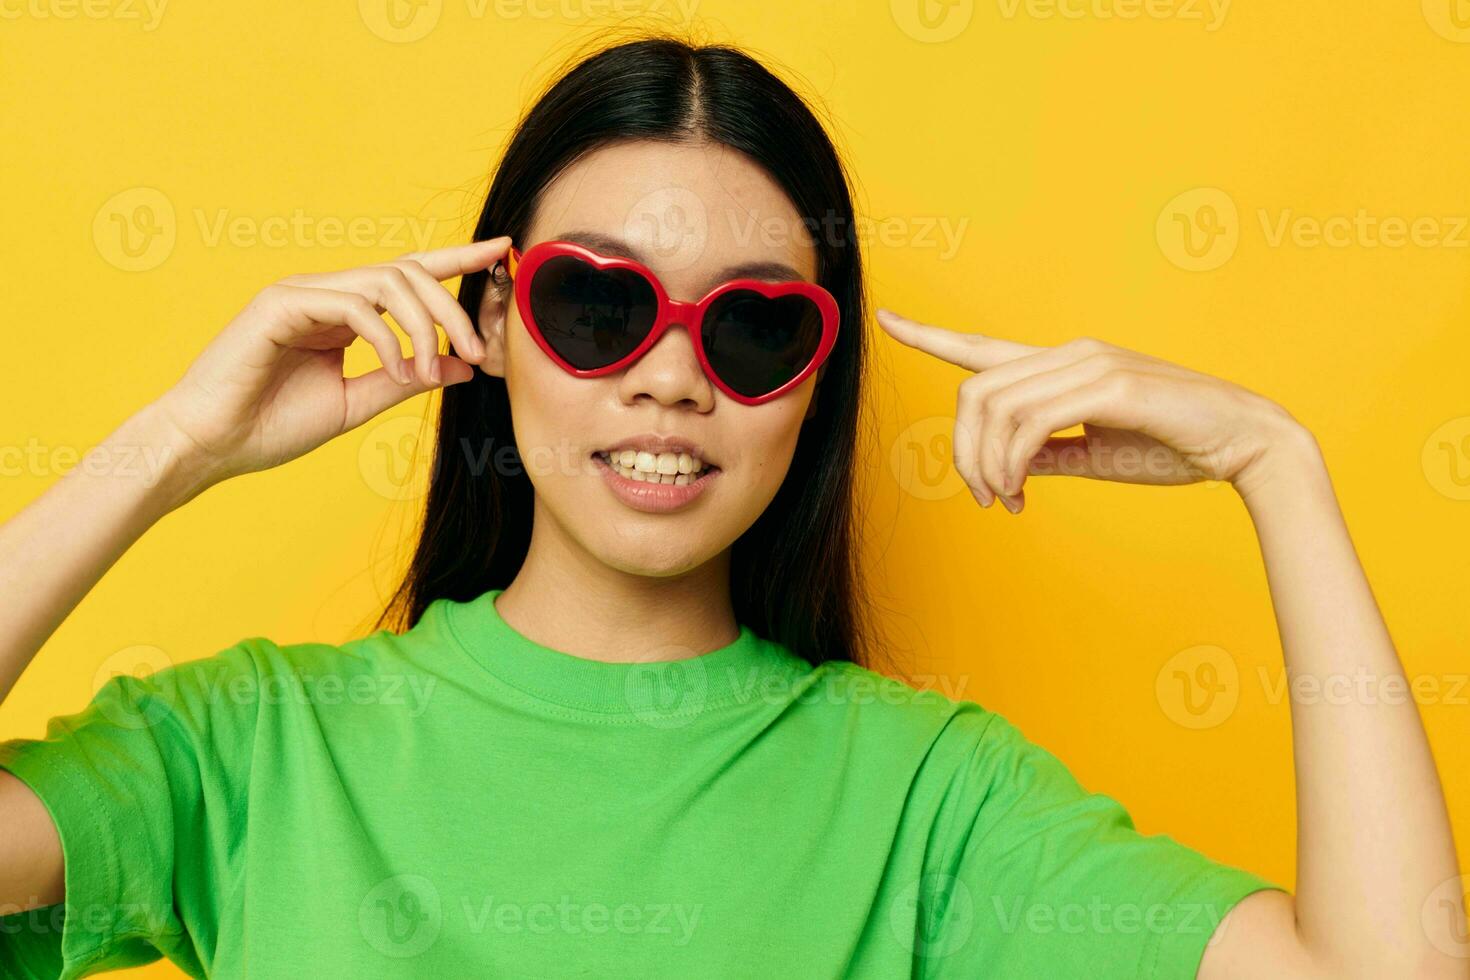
[1157,188,1239,272]
[359,0,442,43]
[93,187,176,272]
[891,416,969,501]
[889,872,974,958]
[1424,0,1470,42]
[359,416,436,501]
[622,185,710,274]
[359,874,442,958]
[1423,417,1470,501]
[1156,644,1239,729]
[891,0,975,42]
[92,644,176,730]
[625,645,709,729]
[1421,874,1470,958]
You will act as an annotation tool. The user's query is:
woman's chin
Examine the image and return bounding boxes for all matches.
[585,534,722,581]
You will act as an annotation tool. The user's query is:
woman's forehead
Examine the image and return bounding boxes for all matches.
[524,139,819,286]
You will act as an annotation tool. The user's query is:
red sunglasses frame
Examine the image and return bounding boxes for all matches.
[504,240,840,406]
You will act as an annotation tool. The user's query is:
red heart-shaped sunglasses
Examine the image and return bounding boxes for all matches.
[502,240,840,406]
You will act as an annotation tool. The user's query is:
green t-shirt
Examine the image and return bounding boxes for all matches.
[0,589,1280,978]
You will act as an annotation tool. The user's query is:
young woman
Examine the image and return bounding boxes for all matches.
[0,36,1461,980]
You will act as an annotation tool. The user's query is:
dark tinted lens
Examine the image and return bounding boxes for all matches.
[701,291,824,398]
[528,255,658,369]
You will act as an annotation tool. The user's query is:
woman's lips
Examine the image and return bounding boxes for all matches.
[592,451,720,514]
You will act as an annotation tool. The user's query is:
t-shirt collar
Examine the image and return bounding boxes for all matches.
[442,588,808,717]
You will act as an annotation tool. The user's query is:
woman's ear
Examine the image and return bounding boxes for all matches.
[476,275,510,378]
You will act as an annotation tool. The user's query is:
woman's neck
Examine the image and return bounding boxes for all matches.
[493,509,739,664]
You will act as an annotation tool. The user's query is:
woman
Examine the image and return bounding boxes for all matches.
[0,36,1461,980]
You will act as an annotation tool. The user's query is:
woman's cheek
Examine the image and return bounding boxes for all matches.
[733,419,803,513]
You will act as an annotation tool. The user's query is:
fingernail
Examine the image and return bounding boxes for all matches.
[398,363,413,385]
[1001,495,1021,515]
[430,358,442,384]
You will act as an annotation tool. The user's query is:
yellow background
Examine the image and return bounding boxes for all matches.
[3,1,1469,975]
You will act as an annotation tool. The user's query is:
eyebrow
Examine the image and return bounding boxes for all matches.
[553,229,810,287]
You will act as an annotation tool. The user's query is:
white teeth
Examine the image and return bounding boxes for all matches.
[598,448,712,485]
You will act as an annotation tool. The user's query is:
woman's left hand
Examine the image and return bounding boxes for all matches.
[876,308,1312,512]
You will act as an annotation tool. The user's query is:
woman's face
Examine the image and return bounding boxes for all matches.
[478,139,823,578]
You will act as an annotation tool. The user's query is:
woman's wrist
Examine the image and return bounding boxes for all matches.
[1231,413,1331,515]
[102,401,224,518]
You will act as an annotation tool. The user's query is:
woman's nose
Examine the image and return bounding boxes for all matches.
[617,321,715,412]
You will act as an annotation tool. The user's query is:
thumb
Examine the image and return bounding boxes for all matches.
[342,355,473,431]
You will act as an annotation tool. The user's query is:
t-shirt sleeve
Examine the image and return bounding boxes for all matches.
[920,707,1285,979]
[0,640,268,979]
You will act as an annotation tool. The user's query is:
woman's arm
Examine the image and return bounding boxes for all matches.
[0,405,207,704]
[874,309,1466,979]
[1197,428,1463,979]
[0,237,508,913]
[0,399,226,914]
[0,236,510,705]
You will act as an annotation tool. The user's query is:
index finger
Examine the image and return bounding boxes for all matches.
[876,308,1041,372]
[400,236,513,282]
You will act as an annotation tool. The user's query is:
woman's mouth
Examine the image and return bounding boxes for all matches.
[592,449,718,486]
[591,448,721,514]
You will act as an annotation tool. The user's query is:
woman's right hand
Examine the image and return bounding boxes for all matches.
[152,236,510,488]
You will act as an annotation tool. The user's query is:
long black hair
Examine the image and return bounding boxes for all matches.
[376,34,876,668]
